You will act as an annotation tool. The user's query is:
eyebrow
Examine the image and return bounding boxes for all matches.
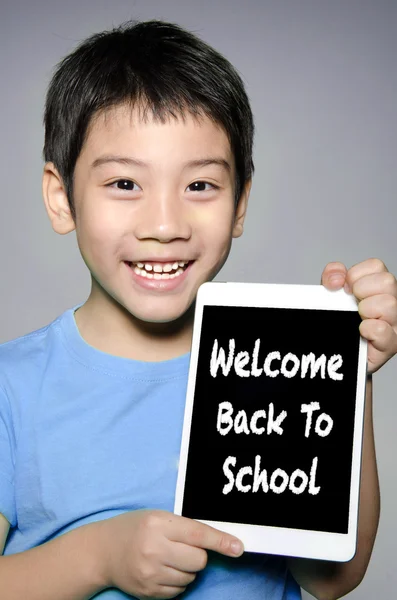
[90,155,231,172]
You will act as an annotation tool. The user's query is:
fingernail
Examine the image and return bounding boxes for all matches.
[231,540,243,555]
[329,275,344,286]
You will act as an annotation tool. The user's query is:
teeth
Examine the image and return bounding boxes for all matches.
[132,261,188,273]
[130,260,189,279]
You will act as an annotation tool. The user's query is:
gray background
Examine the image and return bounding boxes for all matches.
[1,0,396,597]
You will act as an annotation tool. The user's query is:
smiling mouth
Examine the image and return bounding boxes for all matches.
[126,260,191,280]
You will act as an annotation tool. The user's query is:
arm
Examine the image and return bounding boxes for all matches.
[0,512,10,554]
[0,519,108,600]
[0,509,244,600]
[287,376,380,600]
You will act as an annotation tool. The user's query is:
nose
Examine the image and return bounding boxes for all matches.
[134,188,192,243]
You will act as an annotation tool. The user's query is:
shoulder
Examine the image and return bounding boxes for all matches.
[0,308,73,397]
[0,309,70,364]
[0,322,53,376]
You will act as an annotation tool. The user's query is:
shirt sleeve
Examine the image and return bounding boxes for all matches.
[0,387,16,528]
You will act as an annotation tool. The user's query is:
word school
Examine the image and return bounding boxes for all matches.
[210,339,344,380]
[222,455,321,496]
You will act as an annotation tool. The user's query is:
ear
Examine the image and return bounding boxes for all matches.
[232,179,252,238]
[42,162,76,234]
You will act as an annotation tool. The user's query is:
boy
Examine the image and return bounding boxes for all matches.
[0,18,396,600]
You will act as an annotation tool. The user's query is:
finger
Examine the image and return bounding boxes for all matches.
[321,262,347,290]
[352,272,397,301]
[158,566,197,587]
[358,294,397,328]
[346,258,388,292]
[360,319,397,354]
[168,516,244,557]
[164,542,208,572]
[360,319,397,373]
[156,584,189,599]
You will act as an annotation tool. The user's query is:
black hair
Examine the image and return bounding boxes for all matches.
[43,19,255,221]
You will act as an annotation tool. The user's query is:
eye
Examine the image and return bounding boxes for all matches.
[108,179,142,192]
[186,181,217,192]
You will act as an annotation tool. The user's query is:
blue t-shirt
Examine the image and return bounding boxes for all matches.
[0,304,301,599]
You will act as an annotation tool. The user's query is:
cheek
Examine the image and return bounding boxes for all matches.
[194,206,235,265]
[76,205,127,266]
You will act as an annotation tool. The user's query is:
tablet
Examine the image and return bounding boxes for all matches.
[174,282,368,562]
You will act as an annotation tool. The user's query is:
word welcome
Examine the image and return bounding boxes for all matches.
[210,339,344,381]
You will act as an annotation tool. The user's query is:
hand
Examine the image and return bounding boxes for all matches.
[321,258,397,374]
[94,509,244,599]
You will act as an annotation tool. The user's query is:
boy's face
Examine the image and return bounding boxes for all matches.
[45,105,249,325]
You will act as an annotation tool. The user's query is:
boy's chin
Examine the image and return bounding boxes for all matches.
[131,303,195,327]
[142,316,185,325]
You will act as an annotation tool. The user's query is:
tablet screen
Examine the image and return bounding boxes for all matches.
[181,305,362,534]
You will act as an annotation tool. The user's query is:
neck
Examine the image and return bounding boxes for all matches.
[74,285,194,362]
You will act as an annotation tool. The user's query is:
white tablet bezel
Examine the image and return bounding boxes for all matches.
[174,282,368,562]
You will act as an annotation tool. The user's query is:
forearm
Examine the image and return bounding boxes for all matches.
[287,376,380,600]
[0,520,108,600]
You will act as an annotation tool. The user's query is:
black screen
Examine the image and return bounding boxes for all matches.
[181,305,362,534]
